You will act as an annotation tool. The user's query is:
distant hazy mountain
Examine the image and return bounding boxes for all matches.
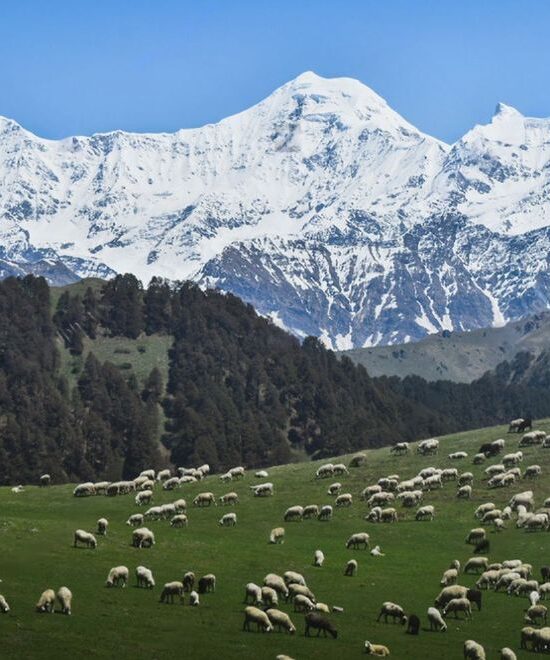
[1,71,550,347]
[342,312,550,382]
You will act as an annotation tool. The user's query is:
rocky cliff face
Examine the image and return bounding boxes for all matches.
[1,72,550,347]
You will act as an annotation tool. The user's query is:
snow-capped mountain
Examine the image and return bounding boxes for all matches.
[1,71,550,347]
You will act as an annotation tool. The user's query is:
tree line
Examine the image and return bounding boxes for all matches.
[0,273,548,484]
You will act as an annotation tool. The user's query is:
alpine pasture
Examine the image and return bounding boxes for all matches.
[2,420,550,659]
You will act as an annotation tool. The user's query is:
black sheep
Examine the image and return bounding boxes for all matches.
[474,539,490,554]
[304,612,338,639]
[406,614,420,635]
[518,418,533,433]
[466,588,482,611]
[541,566,550,582]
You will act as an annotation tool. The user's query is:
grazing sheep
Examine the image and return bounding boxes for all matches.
[159,581,184,604]
[264,574,289,599]
[244,583,263,605]
[525,465,542,479]
[267,608,296,634]
[474,539,490,555]
[380,508,398,523]
[463,640,486,660]
[193,492,216,507]
[318,505,333,521]
[96,518,108,536]
[73,483,95,497]
[126,513,144,527]
[35,588,56,613]
[135,490,153,506]
[530,591,541,607]
[316,464,334,479]
[417,438,439,455]
[314,550,325,567]
[465,528,486,545]
[304,612,338,638]
[251,482,274,497]
[156,468,171,482]
[132,527,155,548]
[457,485,472,499]
[443,598,472,619]
[525,604,548,625]
[284,571,306,587]
[371,545,385,557]
[473,453,486,465]
[219,492,239,506]
[364,641,391,656]
[335,493,353,507]
[440,569,458,586]
[390,442,409,455]
[376,602,407,624]
[243,606,273,632]
[315,602,330,613]
[198,574,216,594]
[106,566,129,588]
[416,505,435,521]
[170,514,189,528]
[406,614,420,635]
[344,559,358,576]
[464,558,488,574]
[261,586,278,607]
[449,451,468,460]
[39,474,51,487]
[189,590,199,606]
[363,485,382,499]
[332,463,349,476]
[136,566,155,588]
[532,627,550,652]
[73,529,97,549]
[346,532,370,550]
[476,571,498,590]
[303,505,319,519]
[499,649,516,660]
[0,595,9,613]
[288,584,316,603]
[284,506,304,522]
[349,453,367,468]
[172,498,187,513]
[366,506,382,522]
[56,587,72,615]
[327,482,342,496]
[183,572,195,592]
[269,527,285,544]
[255,470,269,478]
[162,477,180,491]
[449,560,461,572]
[435,585,469,608]
[218,512,237,527]
[229,466,245,479]
[427,606,447,631]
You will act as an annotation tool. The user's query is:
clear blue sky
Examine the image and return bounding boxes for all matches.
[2,0,549,143]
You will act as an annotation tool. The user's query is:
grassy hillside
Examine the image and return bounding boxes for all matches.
[2,420,550,659]
[343,312,550,383]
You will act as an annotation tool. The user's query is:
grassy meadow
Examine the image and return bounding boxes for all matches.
[2,420,550,659]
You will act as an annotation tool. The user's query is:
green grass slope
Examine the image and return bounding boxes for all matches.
[2,420,550,659]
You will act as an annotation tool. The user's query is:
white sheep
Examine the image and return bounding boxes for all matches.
[96,518,108,536]
[57,586,72,615]
[345,559,358,576]
[263,574,289,598]
[457,485,472,499]
[156,468,171,482]
[303,504,319,519]
[335,493,353,507]
[376,601,407,624]
[0,594,9,613]
[229,466,245,479]
[35,588,56,613]
[314,550,325,567]
[261,586,278,607]
[193,492,216,507]
[416,505,435,521]
[284,571,306,587]
[136,565,155,588]
[73,529,97,549]
[364,641,391,656]
[464,557,488,574]
[327,482,342,495]
[463,640,486,660]
[255,470,269,478]
[266,608,296,634]
[440,569,458,586]
[219,492,239,506]
[132,527,155,548]
[346,532,369,550]
[443,597,472,619]
[318,505,333,521]
[135,490,153,506]
[160,581,184,604]
[434,585,468,608]
[189,590,199,606]
[250,482,273,497]
[242,605,273,632]
[218,512,237,527]
[39,474,51,487]
[284,506,304,521]
[316,463,334,479]
[244,582,263,605]
[499,649,516,660]
[465,528,486,545]
[106,566,129,588]
[269,527,285,544]
[170,514,189,528]
[293,594,315,612]
[126,513,144,527]
[371,545,385,557]
[427,606,447,631]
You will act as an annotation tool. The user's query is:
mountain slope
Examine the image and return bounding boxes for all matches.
[343,311,550,382]
[2,72,550,346]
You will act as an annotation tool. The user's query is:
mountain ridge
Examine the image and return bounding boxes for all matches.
[1,71,550,347]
